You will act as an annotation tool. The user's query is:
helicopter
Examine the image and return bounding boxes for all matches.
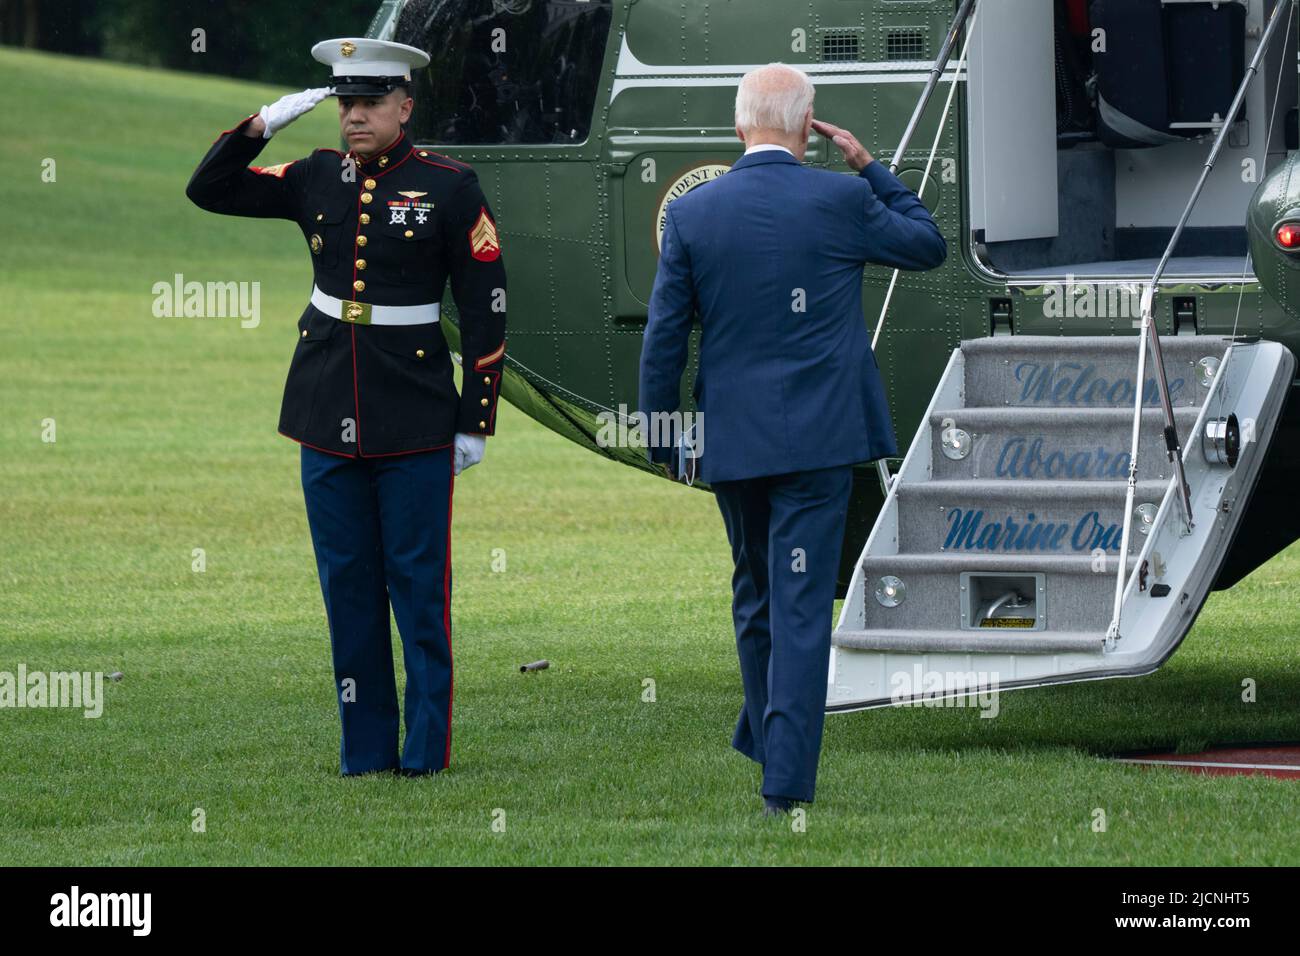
[360,0,1300,708]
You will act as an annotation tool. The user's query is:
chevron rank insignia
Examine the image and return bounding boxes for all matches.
[469,207,500,262]
[250,162,294,178]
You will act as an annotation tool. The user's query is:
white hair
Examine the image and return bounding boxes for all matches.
[734,63,815,135]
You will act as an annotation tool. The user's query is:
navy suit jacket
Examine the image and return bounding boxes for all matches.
[638,149,947,483]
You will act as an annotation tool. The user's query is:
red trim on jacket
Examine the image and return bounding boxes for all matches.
[363,441,454,458]
[215,113,259,143]
[413,154,465,174]
[249,161,295,178]
[278,431,455,459]
[277,431,355,459]
[350,323,362,453]
[419,149,472,171]
[370,129,404,158]
[367,148,415,180]
[349,130,416,180]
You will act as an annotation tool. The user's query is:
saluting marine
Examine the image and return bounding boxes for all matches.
[185,38,507,776]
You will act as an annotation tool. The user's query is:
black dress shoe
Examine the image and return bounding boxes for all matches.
[762,796,796,816]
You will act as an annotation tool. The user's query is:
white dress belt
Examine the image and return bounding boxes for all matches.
[310,285,440,326]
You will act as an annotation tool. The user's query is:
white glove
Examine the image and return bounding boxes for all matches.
[453,433,486,476]
[258,87,333,139]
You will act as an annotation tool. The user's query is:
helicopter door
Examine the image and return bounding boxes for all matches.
[1092,0,1247,148]
[968,0,1060,243]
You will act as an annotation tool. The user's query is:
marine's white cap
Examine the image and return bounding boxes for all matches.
[310,37,431,96]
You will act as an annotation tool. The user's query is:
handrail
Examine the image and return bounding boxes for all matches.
[1106,0,1295,643]
[889,0,979,174]
[874,0,980,497]
[1118,345,1236,615]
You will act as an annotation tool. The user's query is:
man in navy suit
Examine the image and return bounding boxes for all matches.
[638,63,946,816]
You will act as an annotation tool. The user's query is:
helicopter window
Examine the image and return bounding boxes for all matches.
[394,0,613,146]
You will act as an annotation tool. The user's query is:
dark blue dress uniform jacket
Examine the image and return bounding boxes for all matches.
[185,115,507,457]
[639,150,946,483]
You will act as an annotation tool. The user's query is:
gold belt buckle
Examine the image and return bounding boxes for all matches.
[342,301,372,325]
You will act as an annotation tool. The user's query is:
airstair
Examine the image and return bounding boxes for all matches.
[827,0,1299,711]
[827,334,1294,710]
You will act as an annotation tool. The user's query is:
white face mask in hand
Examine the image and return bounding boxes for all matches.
[258,87,334,139]
[453,433,486,476]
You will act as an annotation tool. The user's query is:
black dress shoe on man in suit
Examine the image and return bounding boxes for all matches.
[762,795,797,816]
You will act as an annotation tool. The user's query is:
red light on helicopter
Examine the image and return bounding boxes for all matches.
[1276,223,1300,250]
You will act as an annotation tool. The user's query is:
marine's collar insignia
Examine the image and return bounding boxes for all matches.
[352,132,413,175]
[469,207,500,262]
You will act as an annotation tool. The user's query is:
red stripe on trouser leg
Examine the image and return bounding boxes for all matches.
[443,452,455,769]
[368,447,455,772]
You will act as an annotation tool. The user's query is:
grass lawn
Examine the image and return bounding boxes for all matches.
[1,46,1298,865]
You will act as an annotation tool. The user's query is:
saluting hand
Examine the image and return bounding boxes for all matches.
[253,87,335,140]
[811,119,875,172]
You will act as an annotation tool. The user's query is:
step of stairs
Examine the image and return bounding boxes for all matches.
[857,553,1139,632]
[928,406,1202,482]
[896,479,1169,555]
[961,335,1230,409]
[832,628,1107,654]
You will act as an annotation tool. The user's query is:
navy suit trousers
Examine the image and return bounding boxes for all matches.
[299,444,455,776]
[712,464,853,803]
